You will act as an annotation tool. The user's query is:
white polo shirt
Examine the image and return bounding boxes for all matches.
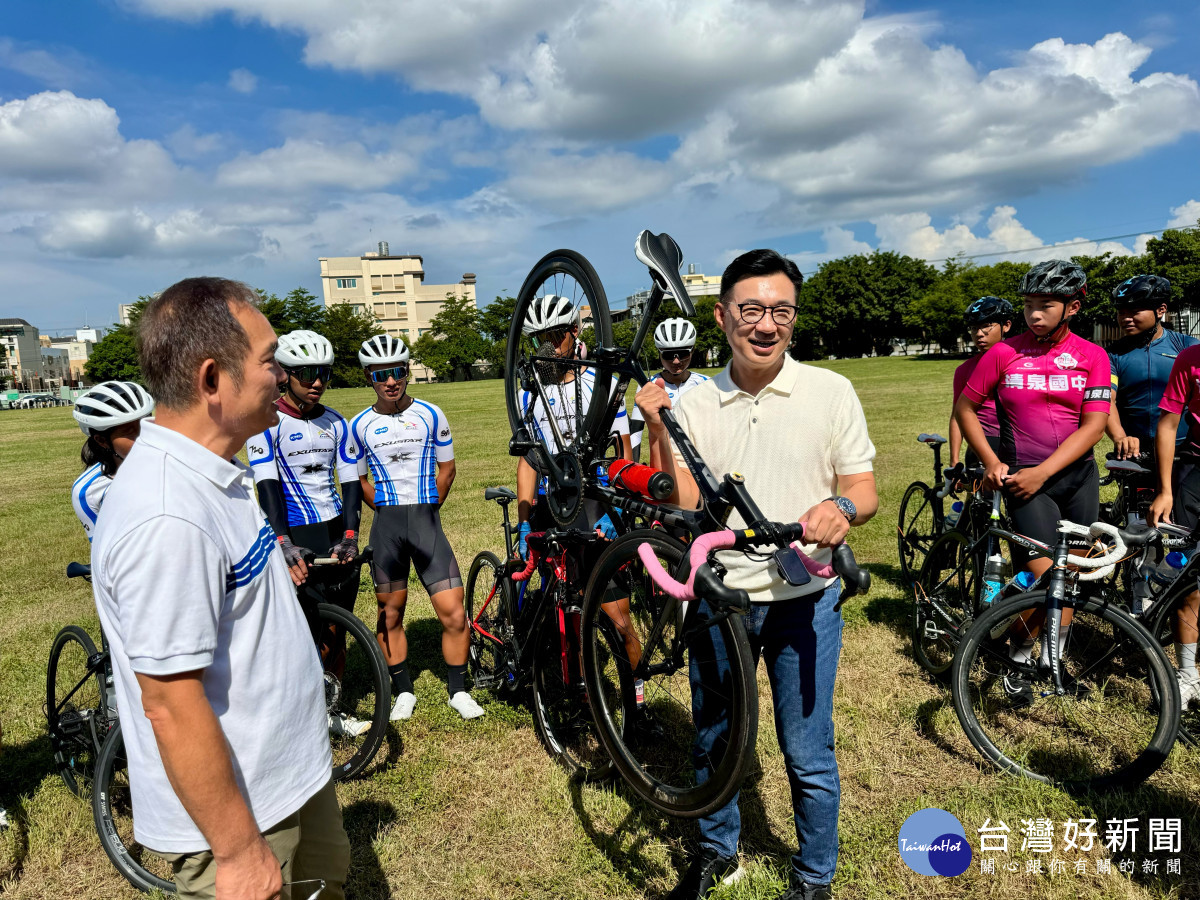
[671,355,875,602]
[91,421,331,853]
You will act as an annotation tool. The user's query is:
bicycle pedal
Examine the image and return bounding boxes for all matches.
[922,621,947,640]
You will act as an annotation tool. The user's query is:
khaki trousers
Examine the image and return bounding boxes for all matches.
[158,779,349,900]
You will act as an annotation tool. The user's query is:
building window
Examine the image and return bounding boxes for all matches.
[336,278,357,289]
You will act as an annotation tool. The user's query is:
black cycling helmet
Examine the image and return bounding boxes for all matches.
[963,296,1015,328]
[1112,274,1172,310]
[1018,259,1087,298]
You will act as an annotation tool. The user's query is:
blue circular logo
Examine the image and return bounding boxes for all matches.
[898,808,971,877]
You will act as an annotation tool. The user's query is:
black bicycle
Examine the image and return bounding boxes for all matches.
[897,433,958,584]
[501,232,871,817]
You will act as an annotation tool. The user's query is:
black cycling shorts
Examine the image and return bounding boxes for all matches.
[370,503,462,595]
[1005,456,1099,562]
[1172,462,1200,534]
[288,516,361,641]
[964,434,1002,471]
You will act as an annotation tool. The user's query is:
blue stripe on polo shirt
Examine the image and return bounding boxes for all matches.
[227,522,277,591]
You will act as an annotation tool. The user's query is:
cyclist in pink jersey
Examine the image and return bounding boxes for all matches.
[956,260,1110,705]
[1147,344,1200,706]
[948,296,1014,467]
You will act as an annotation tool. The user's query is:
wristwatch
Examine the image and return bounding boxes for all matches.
[826,496,856,523]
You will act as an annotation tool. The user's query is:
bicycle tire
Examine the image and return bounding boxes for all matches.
[580,530,758,818]
[504,249,615,461]
[465,550,516,693]
[898,481,939,585]
[912,531,976,678]
[46,624,109,797]
[951,590,1180,789]
[92,723,177,894]
[317,603,390,781]
[1145,592,1200,749]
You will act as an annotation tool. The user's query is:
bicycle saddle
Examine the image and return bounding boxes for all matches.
[634,231,695,316]
[917,433,947,446]
[1105,459,1151,477]
[484,486,517,502]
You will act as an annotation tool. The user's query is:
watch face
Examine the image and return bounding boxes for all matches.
[835,497,856,519]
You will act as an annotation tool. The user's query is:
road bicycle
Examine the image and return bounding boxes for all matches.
[950,517,1180,789]
[501,231,871,817]
[49,555,388,893]
[897,433,958,584]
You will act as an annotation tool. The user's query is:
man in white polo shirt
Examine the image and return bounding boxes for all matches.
[638,250,877,900]
[91,277,348,899]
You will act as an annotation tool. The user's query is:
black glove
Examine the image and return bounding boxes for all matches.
[329,531,359,563]
[278,535,314,569]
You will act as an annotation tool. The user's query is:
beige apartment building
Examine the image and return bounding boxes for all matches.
[319,242,476,380]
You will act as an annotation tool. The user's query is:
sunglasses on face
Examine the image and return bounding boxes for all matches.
[370,364,410,383]
[661,349,692,362]
[288,365,331,385]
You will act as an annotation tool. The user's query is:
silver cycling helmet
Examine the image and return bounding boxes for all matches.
[522,294,579,336]
[276,329,334,367]
[358,334,410,367]
[73,381,155,436]
[654,318,697,351]
[1019,260,1087,298]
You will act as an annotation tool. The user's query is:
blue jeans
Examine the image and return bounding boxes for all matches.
[690,581,843,885]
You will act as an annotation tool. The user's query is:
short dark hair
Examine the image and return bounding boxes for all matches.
[138,277,260,411]
[720,249,804,304]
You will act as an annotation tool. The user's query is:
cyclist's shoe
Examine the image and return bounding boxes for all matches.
[390,691,417,721]
[1177,669,1200,708]
[666,850,744,900]
[779,882,833,900]
[0,805,8,832]
[630,706,665,744]
[448,691,486,720]
[1002,673,1033,708]
[328,712,370,737]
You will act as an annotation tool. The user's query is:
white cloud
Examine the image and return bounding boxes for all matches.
[166,123,225,160]
[34,207,268,259]
[216,139,416,190]
[0,38,82,88]
[1168,200,1200,229]
[228,67,258,93]
[500,150,672,214]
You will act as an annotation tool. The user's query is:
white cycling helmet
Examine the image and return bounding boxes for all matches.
[73,381,155,436]
[654,318,697,351]
[522,294,580,336]
[358,334,410,367]
[276,329,334,367]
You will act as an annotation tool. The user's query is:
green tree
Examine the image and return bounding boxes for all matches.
[259,287,324,334]
[479,295,518,342]
[1145,223,1200,310]
[84,296,153,382]
[415,293,489,381]
[323,303,381,388]
[690,296,729,368]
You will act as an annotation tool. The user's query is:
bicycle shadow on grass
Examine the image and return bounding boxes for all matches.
[340,798,398,900]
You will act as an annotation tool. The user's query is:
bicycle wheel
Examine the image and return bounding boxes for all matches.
[912,532,976,678]
[465,551,516,692]
[1146,593,1200,748]
[580,530,758,818]
[532,607,623,781]
[92,723,177,893]
[505,249,615,459]
[315,603,389,781]
[46,625,110,797]
[898,481,939,585]
[951,591,1180,788]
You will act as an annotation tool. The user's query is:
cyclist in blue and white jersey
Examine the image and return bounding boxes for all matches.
[630,318,708,460]
[71,381,155,541]
[1106,275,1197,460]
[350,335,481,721]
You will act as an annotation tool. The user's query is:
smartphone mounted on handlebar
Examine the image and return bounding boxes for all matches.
[774,547,813,587]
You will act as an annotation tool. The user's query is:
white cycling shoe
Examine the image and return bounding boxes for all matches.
[390,691,417,721]
[448,691,485,720]
[328,713,370,737]
[1178,669,1200,708]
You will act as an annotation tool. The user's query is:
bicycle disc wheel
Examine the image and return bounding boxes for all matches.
[531,608,622,781]
[317,603,389,781]
[92,723,177,893]
[466,551,516,693]
[46,625,109,796]
[580,530,758,818]
[898,481,939,585]
[505,249,615,461]
[913,531,976,678]
[951,591,1179,789]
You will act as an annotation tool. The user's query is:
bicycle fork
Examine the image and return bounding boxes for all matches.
[1043,533,1070,696]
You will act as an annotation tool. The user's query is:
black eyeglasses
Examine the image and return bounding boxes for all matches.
[288,365,331,385]
[661,349,692,362]
[735,303,798,325]
[370,364,410,383]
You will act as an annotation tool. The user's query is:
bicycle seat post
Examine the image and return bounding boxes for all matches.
[931,441,943,483]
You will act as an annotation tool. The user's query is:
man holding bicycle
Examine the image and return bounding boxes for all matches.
[91,278,348,900]
[638,250,877,900]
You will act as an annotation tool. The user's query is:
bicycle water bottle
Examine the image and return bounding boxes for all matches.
[981,552,1006,605]
[1150,551,1188,587]
[943,501,963,532]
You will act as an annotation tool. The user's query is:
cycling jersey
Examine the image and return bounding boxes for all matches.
[350,400,453,506]
[962,331,1111,467]
[72,462,112,542]
[1157,344,1200,461]
[630,370,709,450]
[952,355,998,437]
[1108,328,1198,445]
[247,401,359,527]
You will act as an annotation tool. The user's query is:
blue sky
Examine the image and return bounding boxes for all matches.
[0,0,1197,333]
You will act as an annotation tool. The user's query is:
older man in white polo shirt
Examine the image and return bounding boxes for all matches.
[638,249,878,900]
[91,277,349,900]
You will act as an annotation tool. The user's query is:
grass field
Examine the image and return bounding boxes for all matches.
[1,356,1198,899]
